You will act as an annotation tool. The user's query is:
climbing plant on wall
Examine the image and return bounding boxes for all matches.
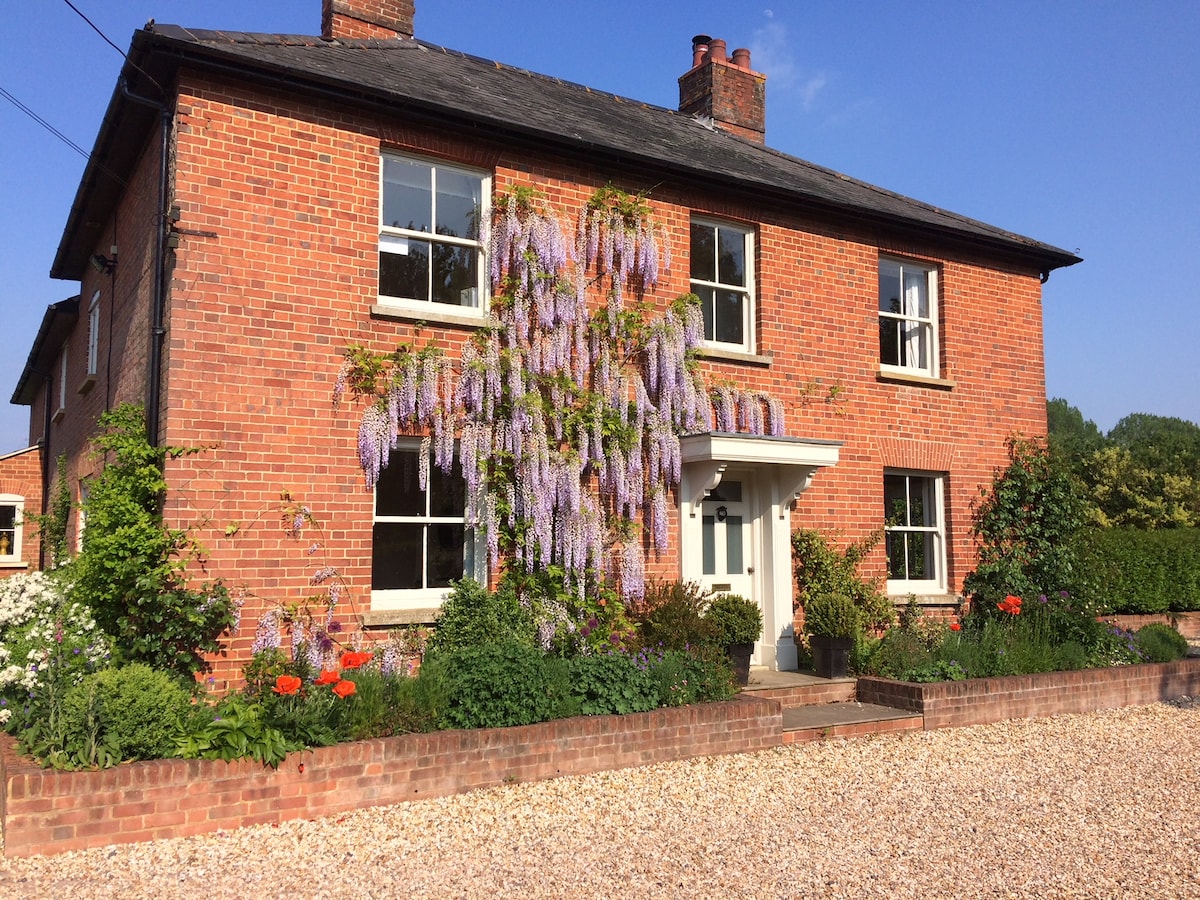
[338,185,786,608]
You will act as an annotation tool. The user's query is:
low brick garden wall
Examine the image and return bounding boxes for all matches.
[0,695,782,858]
[1105,611,1200,639]
[857,658,1200,730]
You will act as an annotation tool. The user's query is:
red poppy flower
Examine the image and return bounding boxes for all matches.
[949,622,962,631]
[332,679,357,698]
[340,650,374,670]
[273,675,302,696]
[314,669,340,686]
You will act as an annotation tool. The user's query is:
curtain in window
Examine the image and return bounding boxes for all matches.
[902,268,927,368]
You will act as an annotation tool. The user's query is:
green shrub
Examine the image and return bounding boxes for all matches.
[333,666,440,739]
[963,435,1084,609]
[425,578,536,658]
[176,694,294,768]
[644,646,736,706]
[1133,622,1189,662]
[792,528,894,631]
[427,641,572,729]
[630,580,718,652]
[803,593,862,638]
[568,653,659,715]
[868,629,933,679]
[704,593,762,646]
[72,664,193,760]
[70,404,237,677]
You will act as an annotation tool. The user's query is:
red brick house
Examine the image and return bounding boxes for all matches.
[11,0,1079,685]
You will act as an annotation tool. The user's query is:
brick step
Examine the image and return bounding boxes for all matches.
[780,701,924,744]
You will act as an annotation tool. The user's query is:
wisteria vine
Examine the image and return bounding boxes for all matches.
[337,185,787,604]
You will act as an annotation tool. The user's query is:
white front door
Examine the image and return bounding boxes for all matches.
[697,476,760,660]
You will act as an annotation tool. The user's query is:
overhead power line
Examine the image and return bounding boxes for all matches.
[0,85,90,161]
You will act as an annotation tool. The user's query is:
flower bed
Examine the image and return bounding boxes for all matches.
[857,657,1200,730]
[0,695,781,858]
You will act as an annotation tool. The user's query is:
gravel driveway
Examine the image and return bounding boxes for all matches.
[1,700,1197,899]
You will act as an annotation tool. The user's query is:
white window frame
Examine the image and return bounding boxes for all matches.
[879,257,939,378]
[76,481,90,554]
[690,218,755,353]
[86,290,100,377]
[378,153,489,316]
[884,470,946,595]
[370,442,483,610]
[0,495,24,564]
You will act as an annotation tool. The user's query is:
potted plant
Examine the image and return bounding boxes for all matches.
[705,593,762,686]
[803,592,861,679]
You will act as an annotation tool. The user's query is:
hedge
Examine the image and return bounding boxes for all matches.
[1073,528,1200,614]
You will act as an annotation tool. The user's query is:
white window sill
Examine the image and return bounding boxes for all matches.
[362,607,441,628]
[51,407,65,423]
[888,591,957,605]
[0,560,28,569]
[877,369,956,390]
[370,303,496,330]
[697,346,773,367]
[77,374,97,395]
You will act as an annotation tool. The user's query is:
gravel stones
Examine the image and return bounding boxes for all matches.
[1,702,1198,898]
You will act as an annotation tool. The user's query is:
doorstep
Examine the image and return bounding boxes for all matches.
[780,701,924,744]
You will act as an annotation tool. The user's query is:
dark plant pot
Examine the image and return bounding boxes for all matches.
[810,635,854,679]
[727,642,754,686]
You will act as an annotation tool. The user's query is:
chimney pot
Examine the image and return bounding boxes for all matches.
[677,32,766,143]
[708,38,727,63]
[732,47,750,69]
[691,34,712,69]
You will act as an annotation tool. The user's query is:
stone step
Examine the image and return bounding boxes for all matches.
[780,701,924,744]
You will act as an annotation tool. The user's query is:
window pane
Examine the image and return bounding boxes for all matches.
[879,316,900,366]
[376,452,425,516]
[883,474,907,525]
[428,457,466,517]
[690,223,715,281]
[903,268,928,319]
[886,531,905,579]
[694,284,716,341]
[715,290,744,345]
[380,239,430,301]
[428,524,467,587]
[382,157,432,232]
[431,242,478,306]
[900,321,927,368]
[717,228,745,286]
[435,168,480,239]
[879,263,901,314]
[702,515,715,575]
[0,506,13,530]
[906,532,931,580]
[372,523,424,589]
[725,515,743,574]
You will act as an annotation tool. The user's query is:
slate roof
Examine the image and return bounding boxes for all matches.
[52,25,1081,279]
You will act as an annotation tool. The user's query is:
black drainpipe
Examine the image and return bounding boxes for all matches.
[121,78,171,446]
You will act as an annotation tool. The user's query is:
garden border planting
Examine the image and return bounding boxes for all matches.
[856,658,1200,730]
[1,695,781,858]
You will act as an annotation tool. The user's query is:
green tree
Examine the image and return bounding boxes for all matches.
[1108,413,1200,480]
[1046,398,1106,466]
[963,435,1085,606]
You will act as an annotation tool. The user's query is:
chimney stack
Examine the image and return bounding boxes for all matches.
[321,0,415,39]
[678,34,766,143]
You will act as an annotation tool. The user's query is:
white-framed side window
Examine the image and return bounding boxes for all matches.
[371,445,480,609]
[884,471,946,594]
[76,481,90,554]
[378,154,488,314]
[55,350,68,418]
[879,258,939,377]
[690,218,755,352]
[0,495,23,564]
[86,290,100,377]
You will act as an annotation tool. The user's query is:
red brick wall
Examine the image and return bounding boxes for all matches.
[0,447,42,576]
[27,66,1051,685]
[857,658,1200,730]
[0,696,780,858]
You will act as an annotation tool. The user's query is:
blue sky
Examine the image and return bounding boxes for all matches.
[2,1,1198,454]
